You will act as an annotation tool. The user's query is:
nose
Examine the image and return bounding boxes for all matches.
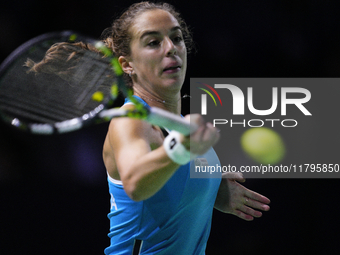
[165,37,176,56]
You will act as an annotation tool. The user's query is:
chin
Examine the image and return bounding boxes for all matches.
[164,79,184,91]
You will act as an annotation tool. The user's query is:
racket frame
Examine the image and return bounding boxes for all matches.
[0,31,194,135]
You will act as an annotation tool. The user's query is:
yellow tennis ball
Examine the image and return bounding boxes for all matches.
[241,127,285,165]
[69,34,77,42]
[92,91,104,102]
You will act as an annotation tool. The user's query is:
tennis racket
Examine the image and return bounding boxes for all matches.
[0,31,194,135]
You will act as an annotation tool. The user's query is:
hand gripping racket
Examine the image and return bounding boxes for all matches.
[0,31,195,135]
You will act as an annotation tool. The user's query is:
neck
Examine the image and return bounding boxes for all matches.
[133,86,181,115]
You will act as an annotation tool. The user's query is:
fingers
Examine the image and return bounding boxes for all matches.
[184,114,204,126]
[234,210,255,221]
[191,121,219,142]
[244,198,270,213]
[244,197,270,215]
[184,114,220,155]
[201,122,220,144]
[244,190,271,210]
[244,195,270,212]
[222,172,245,182]
[235,192,270,221]
[231,180,270,211]
[234,201,265,221]
[234,183,270,220]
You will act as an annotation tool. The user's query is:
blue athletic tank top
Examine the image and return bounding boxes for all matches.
[104,96,221,255]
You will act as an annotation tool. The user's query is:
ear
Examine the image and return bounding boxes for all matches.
[118,56,133,75]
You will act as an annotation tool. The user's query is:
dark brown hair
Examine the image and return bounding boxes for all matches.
[102,2,193,56]
[102,2,193,86]
[25,42,100,77]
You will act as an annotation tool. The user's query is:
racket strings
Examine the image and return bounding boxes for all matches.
[0,90,87,122]
[0,40,114,124]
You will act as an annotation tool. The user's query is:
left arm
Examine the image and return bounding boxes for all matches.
[214,173,271,221]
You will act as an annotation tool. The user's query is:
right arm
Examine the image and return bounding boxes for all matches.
[106,111,219,201]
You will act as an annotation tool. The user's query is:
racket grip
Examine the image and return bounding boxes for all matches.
[147,107,198,136]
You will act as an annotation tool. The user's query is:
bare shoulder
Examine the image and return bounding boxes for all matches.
[108,104,152,141]
[107,103,164,146]
[104,103,152,162]
[103,103,164,179]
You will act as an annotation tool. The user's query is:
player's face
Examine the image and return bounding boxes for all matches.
[127,9,187,93]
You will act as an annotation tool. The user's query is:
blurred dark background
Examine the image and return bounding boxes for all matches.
[1,0,340,254]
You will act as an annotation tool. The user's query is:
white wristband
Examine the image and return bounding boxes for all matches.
[163,130,196,165]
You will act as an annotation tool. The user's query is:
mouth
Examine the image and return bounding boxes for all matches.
[163,64,181,74]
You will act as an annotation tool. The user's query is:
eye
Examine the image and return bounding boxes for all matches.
[147,40,160,47]
[173,35,183,44]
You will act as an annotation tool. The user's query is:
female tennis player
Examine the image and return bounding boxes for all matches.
[102,2,270,254]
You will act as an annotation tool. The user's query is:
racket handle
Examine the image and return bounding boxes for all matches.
[147,107,197,136]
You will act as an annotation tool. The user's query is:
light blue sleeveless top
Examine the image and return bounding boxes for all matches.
[104,96,221,255]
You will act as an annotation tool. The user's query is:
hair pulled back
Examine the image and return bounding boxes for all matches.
[102,2,192,56]
[102,2,193,86]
